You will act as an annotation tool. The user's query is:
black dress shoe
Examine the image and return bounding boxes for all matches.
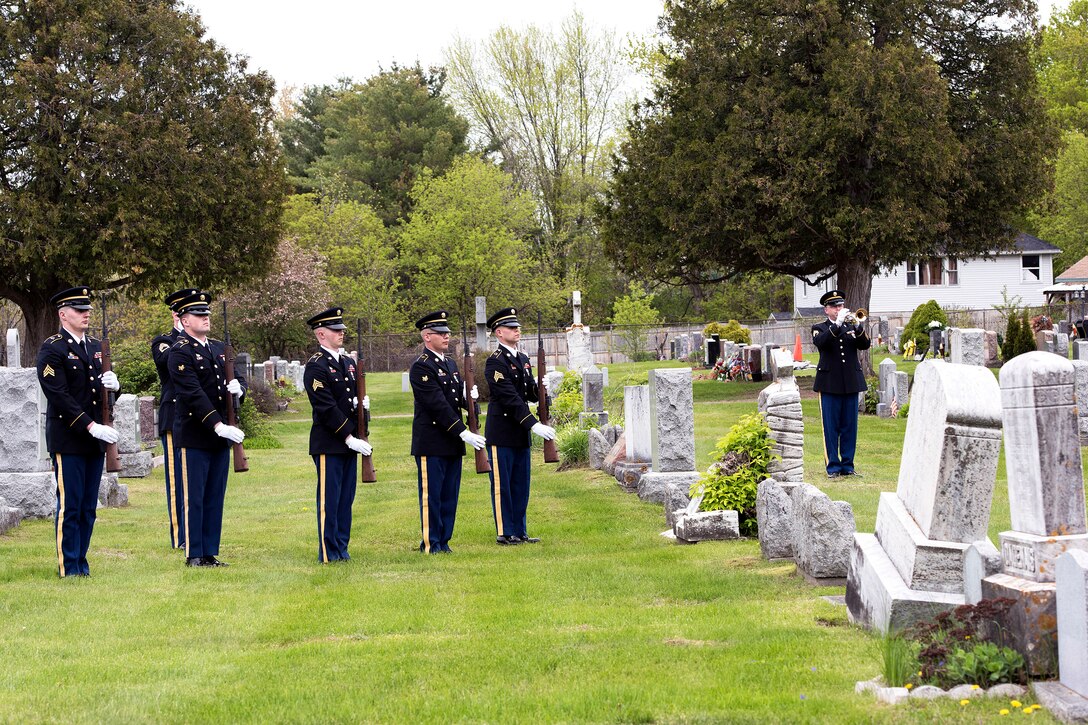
[185,557,207,567]
[827,471,842,479]
[845,470,863,477]
[518,536,541,544]
[496,536,521,545]
[202,556,229,567]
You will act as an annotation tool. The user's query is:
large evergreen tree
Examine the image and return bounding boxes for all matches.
[602,0,1056,316]
[1,0,286,351]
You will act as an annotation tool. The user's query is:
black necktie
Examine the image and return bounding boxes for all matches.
[79,339,88,358]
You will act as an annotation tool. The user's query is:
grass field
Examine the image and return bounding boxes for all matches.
[0,358,1071,723]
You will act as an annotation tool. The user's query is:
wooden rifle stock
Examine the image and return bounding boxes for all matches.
[537,315,559,464]
[221,302,248,473]
[463,323,490,474]
[356,321,377,482]
[99,300,121,473]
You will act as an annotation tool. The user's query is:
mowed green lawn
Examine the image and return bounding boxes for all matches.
[0,359,1070,723]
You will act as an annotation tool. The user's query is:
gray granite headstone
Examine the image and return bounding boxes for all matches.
[1076,340,1088,362]
[984,331,999,366]
[792,484,856,583]
[623,385,652,463]
[674,509,740,542]
[648,368,695,473]
[1057,550,1088,698]
[847,360,1004,633]
[582,366,604,412]
[756,478,800,560]
[1057,330,1070,358]
[587,428,609,470]
[758,378,803,482]
[6,328,20,367]
[235,352,252,380]
[949,328,985,366]
[112,393,141,454]
[0,368,49,472]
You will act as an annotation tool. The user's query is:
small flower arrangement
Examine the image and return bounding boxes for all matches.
[927,320,944,330]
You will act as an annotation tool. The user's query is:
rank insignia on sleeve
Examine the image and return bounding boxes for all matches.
[494,371,504,382]
[312,379,324,391]
[159,343,170,352]
[43,364,55,377]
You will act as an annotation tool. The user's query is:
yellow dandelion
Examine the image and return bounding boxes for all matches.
[1000,709,1010,716]
[960,699,970,706]
[965,635,972,639]
[917,671,923,677]
[971,684,981,690]
[1011,700,1022,708]
[905,683,913,690]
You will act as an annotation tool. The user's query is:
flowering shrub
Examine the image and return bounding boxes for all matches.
[690,413,776,534]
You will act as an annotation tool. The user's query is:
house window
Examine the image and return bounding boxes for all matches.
[906,257,955,286]
[1022,255,1041,282]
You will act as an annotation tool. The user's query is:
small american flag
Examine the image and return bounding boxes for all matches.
[890,397,900,418]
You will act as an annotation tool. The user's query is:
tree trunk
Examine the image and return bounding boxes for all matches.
[835,257,876,378]
[19,294,59,364]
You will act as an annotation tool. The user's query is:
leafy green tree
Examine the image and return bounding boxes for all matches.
[309,65,469,226]
[445,11,628,285]
[611,283,661,361]
[283,194,406,334]
[1037,0,1088,134]
[398,156,565,326]
[1030,131,1088,274]
[703,272,795,323]
[275,80,351,193]
[903,300,948,353]
[1,0,286,352]
[602,0,1056,322]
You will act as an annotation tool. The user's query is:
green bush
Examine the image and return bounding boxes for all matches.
[1002,310,1037,361]
[246,379,280,416]
[945,641,1025,687]
[237,396,281,449]
[556,424,589,468]
[690,413,777,535]
[863,376,879,415]
[112,337,160,400]
[902,300,948,353]
[703,320,751,345]
[551,370,583,426]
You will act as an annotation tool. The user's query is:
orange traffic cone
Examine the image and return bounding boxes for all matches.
[793,333,803,362]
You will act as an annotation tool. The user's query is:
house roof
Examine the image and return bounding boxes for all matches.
[1057,254,1088,283]
[796,306,825,318]
[768,311,794,322]
[1010,231,1060,254]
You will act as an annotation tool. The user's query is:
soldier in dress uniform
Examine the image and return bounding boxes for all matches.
[303,307,372,563]
[36,286,121,577]
[483,307,556,545]
[166,291,247,567]
[151,287,199,550]
[811,289,871,478]
[408,310,484,554]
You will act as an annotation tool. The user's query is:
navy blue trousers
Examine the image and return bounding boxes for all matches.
[819,392,859,475]
[180,446,229,559]
[52,453,104,577]
[314,453,357,562]
[487,446,531,539]
[162,432,185,550]
[416,455,461,553]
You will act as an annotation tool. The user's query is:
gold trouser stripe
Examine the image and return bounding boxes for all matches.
[420,456,431,553]
[491,446,504,537]
[319,455,328,563]
[166,432,179,547]
[181,448,191,557]
[817,393,829,467]
[55,455,66,576]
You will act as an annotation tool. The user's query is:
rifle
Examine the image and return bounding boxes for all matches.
[99,299,121,473]
[356,319,377,482]
[537,313,559,464]
[463,322,490,474]
[221,301,249,473]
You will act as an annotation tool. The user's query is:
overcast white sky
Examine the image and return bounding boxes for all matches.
[181,0,1064,94]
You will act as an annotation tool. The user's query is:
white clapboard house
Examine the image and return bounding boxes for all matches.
[793,232,1059,316]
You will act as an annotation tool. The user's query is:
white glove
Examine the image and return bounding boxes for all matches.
[100,371,119,391]
[459,430,486,450]
[362,394,370,411]
[469,385,479,400]
[88,422,120,444]
[531,422,557,441]
[226,379,242,396]
[214,423,245,444]
[834,308,847,325]
[345,435,372,455]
